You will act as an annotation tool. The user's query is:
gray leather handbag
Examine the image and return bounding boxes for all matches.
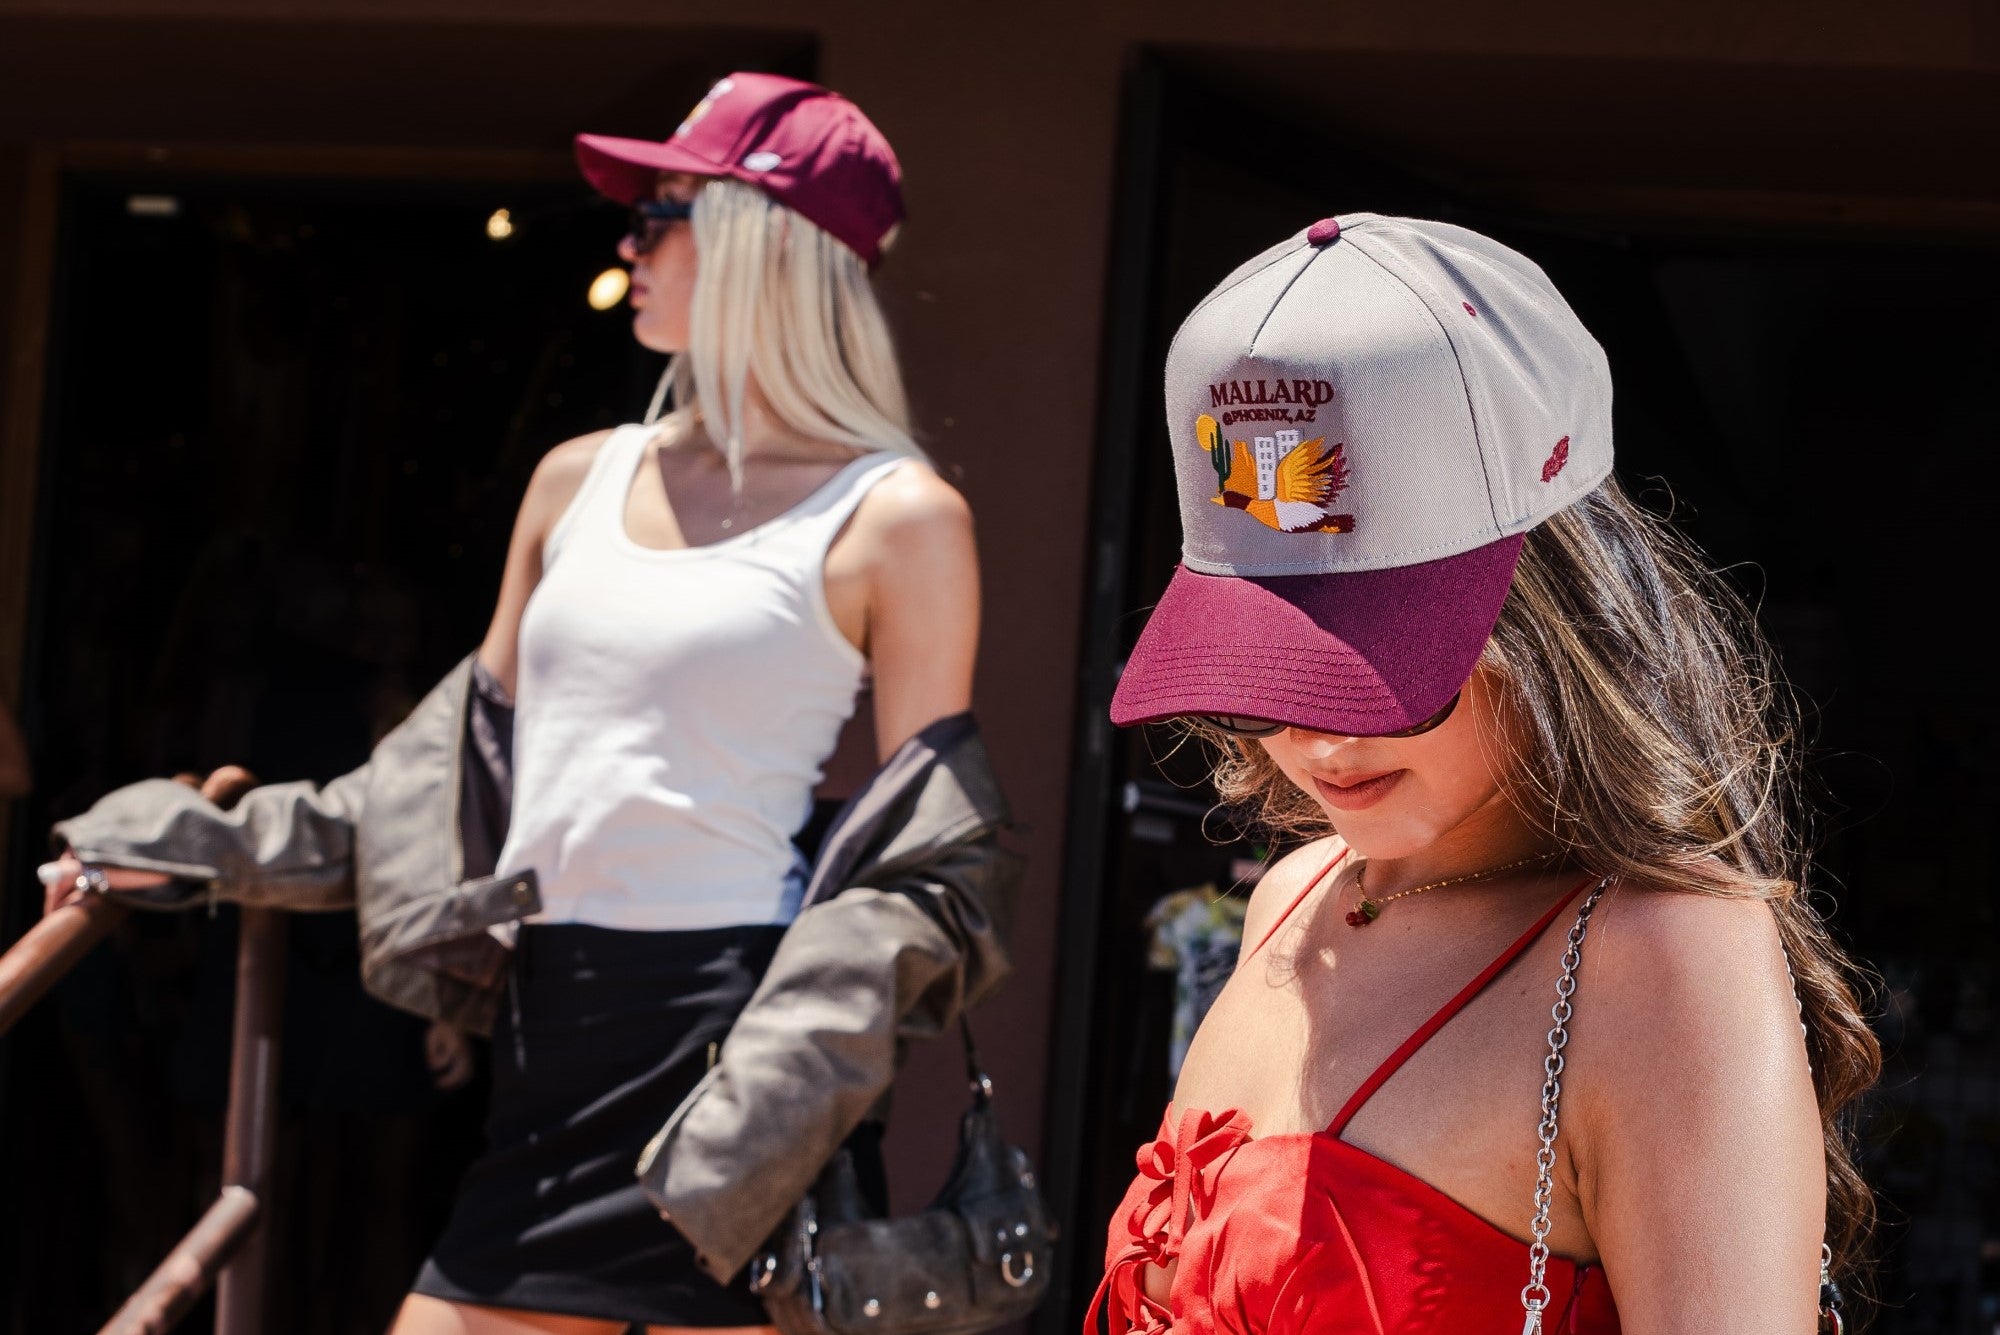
[748,1024,1053,1335]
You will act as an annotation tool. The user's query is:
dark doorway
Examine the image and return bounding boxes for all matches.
[1047,56,2000,1334]
[1,168,662,1333]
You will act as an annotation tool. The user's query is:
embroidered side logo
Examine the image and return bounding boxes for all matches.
[677,77,735,137]
[1196,414,1355,534]
[1540,435,1570,483]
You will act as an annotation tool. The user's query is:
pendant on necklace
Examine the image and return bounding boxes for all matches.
[1345,898,1380,928]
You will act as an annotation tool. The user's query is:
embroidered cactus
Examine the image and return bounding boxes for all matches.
[1196,414,1229,495]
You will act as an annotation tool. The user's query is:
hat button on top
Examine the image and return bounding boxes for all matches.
[1306,217,1341,246]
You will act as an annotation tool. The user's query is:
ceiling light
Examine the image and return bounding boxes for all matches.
[588,268,630,311]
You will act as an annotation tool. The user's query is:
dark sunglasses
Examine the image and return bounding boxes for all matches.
[626,198,695,256]
[1198,690,1463,741]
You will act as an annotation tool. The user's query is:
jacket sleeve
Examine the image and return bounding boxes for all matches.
[48,652,500,916]
[52,768,368,912]
[636,827,1022,1284]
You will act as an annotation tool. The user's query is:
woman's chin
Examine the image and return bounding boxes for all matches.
[628,314,686,355]
[1314,810,1441,862]
[632,328,683,355]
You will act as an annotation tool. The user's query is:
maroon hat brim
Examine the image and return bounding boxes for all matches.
[1109,534,1525,736]
[574,133,727,205]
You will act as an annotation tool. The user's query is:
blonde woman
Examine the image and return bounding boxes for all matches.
[395,76,977,1334]
[41,72,974,1335]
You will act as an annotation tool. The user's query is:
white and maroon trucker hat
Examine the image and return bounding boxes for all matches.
[1109,213,1614,736]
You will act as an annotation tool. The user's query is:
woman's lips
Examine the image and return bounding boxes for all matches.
[1310,769,1405,812]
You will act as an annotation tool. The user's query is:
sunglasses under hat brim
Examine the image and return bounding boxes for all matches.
[1108,533,1524,738]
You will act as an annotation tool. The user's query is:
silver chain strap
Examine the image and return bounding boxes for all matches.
[1520,878,1608,1335]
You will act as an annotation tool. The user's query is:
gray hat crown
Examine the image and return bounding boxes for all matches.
[1164,213,1615,577]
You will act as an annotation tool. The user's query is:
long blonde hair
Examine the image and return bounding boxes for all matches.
[1200,477,1881,1293]
[652,178,921,479]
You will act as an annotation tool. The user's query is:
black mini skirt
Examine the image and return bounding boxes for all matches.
[414,921,785,1328]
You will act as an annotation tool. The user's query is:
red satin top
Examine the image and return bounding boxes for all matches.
[1090,853,1622,1335]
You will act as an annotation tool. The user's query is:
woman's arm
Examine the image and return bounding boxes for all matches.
[1569,887,1825,1333]
[844,464,980,761]
[475,430,613,699]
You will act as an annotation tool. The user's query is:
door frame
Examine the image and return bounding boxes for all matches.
[1032,52,1172,1331]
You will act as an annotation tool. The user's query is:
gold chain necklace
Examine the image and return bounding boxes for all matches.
[1346,854,1552,928]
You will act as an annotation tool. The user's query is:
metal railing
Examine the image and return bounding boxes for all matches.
[0,770,281,1335]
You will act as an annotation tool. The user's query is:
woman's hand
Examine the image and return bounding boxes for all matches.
[43,764,259,915]
[424,1022,476,1091]
[42,849,170,916]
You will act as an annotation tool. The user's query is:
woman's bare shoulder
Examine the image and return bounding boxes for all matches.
[1569,880,1812,1133]
[843,458,977,607]
[502,428,619,545]
[852,456,973,540]
[1239,834,1345,956]
[542,427,619,465]
[524,428,618,508]
[1583,880,1793,1009]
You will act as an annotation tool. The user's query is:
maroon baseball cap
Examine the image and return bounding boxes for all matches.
[575,72,904,267]
[1109,214,1615,737]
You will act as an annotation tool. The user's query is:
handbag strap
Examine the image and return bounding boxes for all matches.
[1519,879,1607,1333]
[960,1015,995,1108]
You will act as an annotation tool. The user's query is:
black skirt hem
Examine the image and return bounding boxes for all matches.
[411,1260,773,1329]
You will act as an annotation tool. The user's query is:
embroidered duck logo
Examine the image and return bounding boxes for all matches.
[1196,413,1355,534]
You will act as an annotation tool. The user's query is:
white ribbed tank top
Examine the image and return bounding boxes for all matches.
[494,424,910,931]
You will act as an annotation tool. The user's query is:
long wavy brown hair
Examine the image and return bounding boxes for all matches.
[1198,476,1880,1294]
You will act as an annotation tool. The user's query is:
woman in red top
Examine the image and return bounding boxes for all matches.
[1095,215,1877,1333]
